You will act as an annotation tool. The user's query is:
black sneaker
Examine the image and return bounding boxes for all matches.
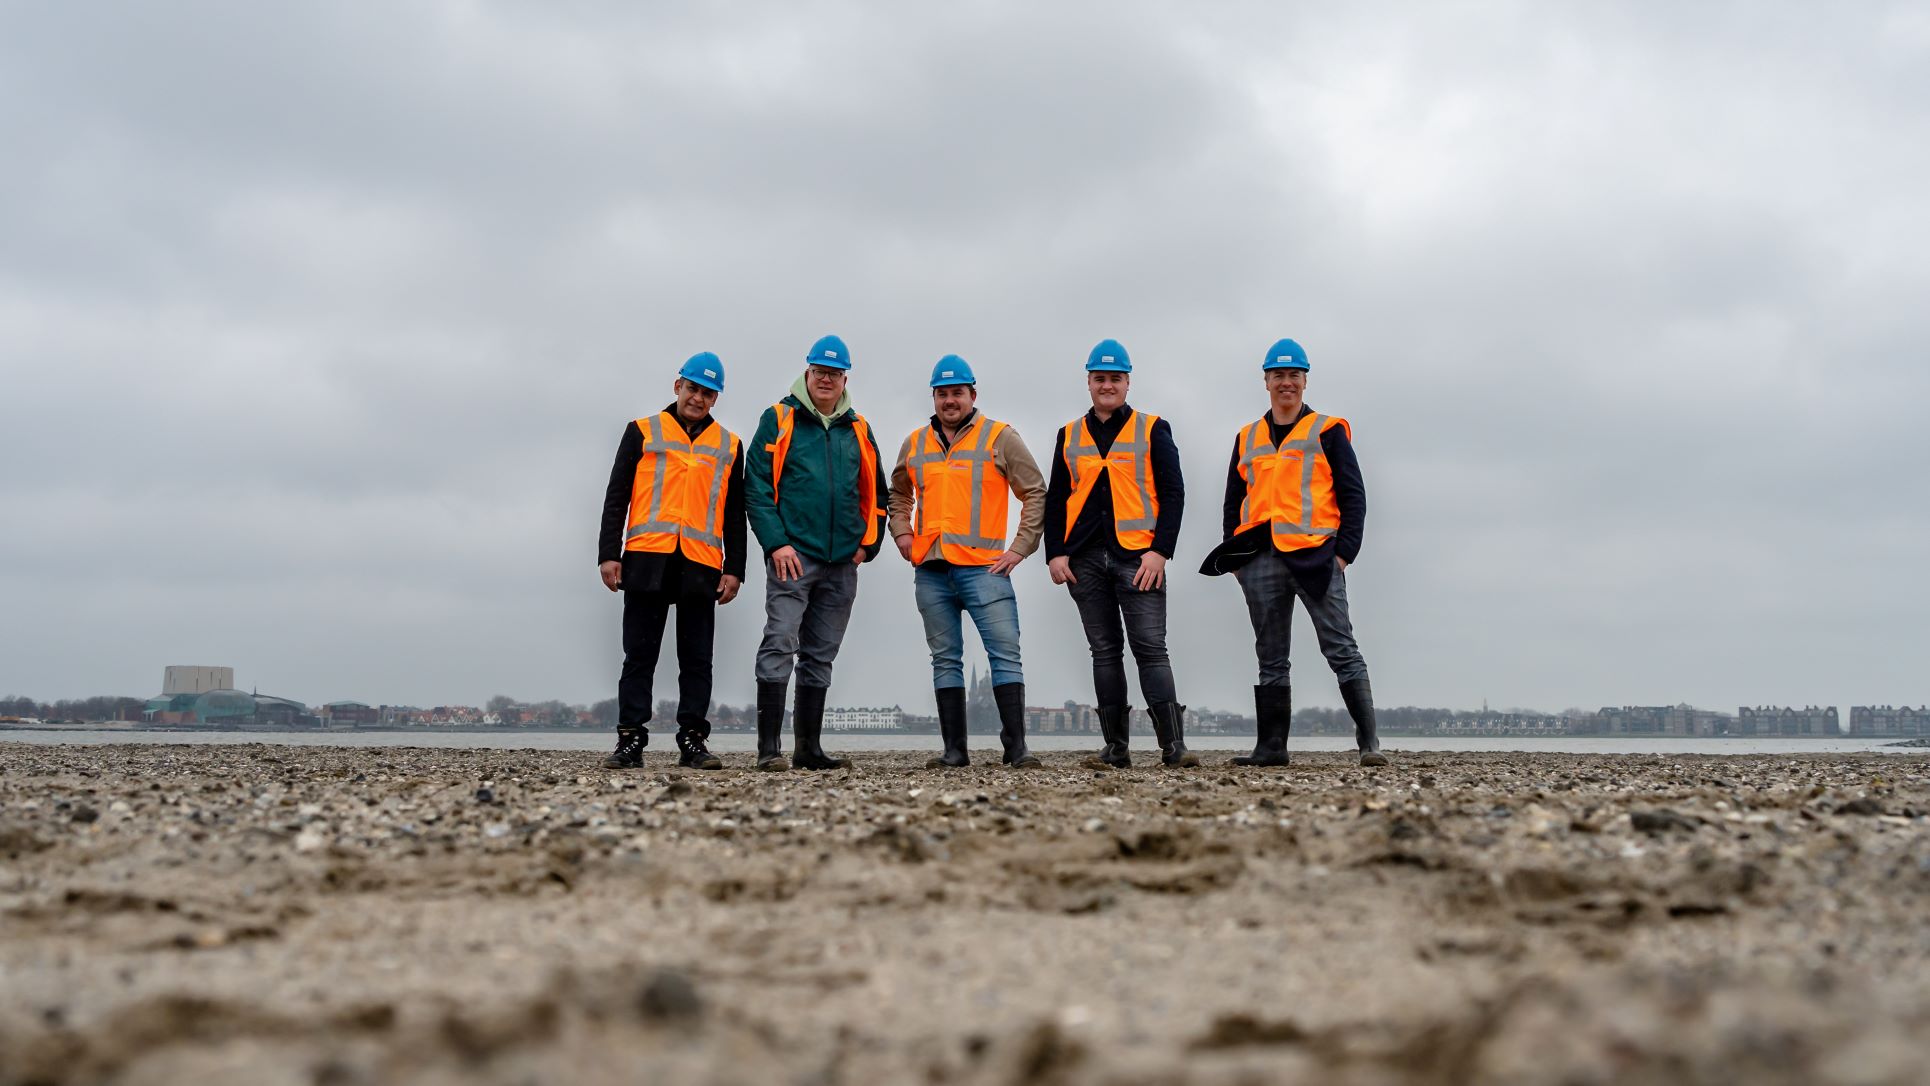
[602,729,645,769]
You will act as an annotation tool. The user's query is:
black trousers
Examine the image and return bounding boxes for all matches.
[1064,543,1177,709]
[619,574,717,737]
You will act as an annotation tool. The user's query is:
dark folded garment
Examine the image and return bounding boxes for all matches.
[1198,530,1268,577]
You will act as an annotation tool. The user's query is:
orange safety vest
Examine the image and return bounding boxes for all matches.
[903,413,1011,566]
[1061,410,1160,551]
[1234,411,1351,552]
[623,412,740,570]
[764,401,884,547]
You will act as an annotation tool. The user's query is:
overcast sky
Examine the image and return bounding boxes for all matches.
[4,2,1927,716]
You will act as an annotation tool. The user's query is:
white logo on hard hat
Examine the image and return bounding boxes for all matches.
[1101,355,1114,363]
[703,369,717,378]
[941,370,954,377]
[825,350,839,359]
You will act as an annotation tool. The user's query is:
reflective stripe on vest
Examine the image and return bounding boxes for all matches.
[905,415,1010,564]
[1234,411,1348,552]
[764,401,884,549]
[1061,411,1160,549]
[623,412,739,568]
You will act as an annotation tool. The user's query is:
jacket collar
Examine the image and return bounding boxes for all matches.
[928,408,981,449]
[661,404,715,439]
[1085,403,1135,432]
[787,375,853,426]
[1260,404,1312,432]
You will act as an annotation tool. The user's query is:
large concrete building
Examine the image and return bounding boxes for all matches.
[144,690,315,727]
[1735,706,1840,736]
[320,700,380,727]
[1024,705,1098,735]
[1595,704,1735,736]
[162,666,235,695]
[1848,705,1930,737]
[824,706,903,731]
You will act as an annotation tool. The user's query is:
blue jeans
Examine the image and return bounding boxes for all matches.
[914,563,1023,689]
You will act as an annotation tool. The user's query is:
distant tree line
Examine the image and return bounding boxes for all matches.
[479,696,761,729]
[1289,705,1567,735]
[0,695,147,722]
[5,692,1573,731]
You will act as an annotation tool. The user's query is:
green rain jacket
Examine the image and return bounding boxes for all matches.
[744,376,887,565]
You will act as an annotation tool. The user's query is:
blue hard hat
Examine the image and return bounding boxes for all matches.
[930,354,976,387]
[806,334,852,370]
[1263,338,1309,371]
[1086,339,1131,372]
[677,351,725,391]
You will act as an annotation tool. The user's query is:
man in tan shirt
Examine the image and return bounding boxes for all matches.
[888,355,1048,768]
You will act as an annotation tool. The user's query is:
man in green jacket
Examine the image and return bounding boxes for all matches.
[744,334,889,771]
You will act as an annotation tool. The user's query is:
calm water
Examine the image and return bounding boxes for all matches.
[1,729,1920,757]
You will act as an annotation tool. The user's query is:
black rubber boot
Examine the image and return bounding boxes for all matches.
[1081,705,1132,769]
[1149,703,1200,768]
[790,685,849,771]
[994,682,1041,768]
[927,687,970,768]
[602,726,646,769]
[675,723,723,770]
[755,680,790,772]
[1341,677,1389,767]
[1232,685,1291,767]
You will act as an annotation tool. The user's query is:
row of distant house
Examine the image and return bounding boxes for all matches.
[1556,705,1928,737]
[818,703,1930,737]
[137,696,1930,736]
[819,705,1217,734]
[141,694,593,728]
[133,665,1930,737]
[144,691,382,727]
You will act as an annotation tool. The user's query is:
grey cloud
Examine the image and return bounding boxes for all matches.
[3,1,1926,717]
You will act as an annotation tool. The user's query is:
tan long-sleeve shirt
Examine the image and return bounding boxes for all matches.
[887,410,1047,559]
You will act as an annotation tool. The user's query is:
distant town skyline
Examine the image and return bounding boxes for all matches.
[6,661,1922,728]
[10,674,1928,739]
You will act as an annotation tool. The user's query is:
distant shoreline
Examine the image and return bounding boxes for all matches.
[1,722,1916,741]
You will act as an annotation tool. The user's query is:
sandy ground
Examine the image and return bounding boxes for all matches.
[2,743,1928,1086]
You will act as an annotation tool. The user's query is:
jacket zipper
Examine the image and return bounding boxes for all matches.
[824,409,837,558]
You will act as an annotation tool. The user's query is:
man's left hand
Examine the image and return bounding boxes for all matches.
[1336,557,1349,572]
[717,574,741,604]
[1132,551,1167,592]
[852,547,866,565]
[988,550,1025,577]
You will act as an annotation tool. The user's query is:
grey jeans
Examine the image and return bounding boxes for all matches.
[1234,551,1369,686]
[755,552,860,688]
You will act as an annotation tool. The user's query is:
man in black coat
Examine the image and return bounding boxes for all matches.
[1044,339,1198,769]
[596,352,748,770]
[1201,338,1387,768]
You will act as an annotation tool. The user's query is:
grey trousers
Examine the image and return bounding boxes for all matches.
[1234,551,1369,686]
[755,552,860,689]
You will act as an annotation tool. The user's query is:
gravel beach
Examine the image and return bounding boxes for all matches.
[2,743,1928,1085]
